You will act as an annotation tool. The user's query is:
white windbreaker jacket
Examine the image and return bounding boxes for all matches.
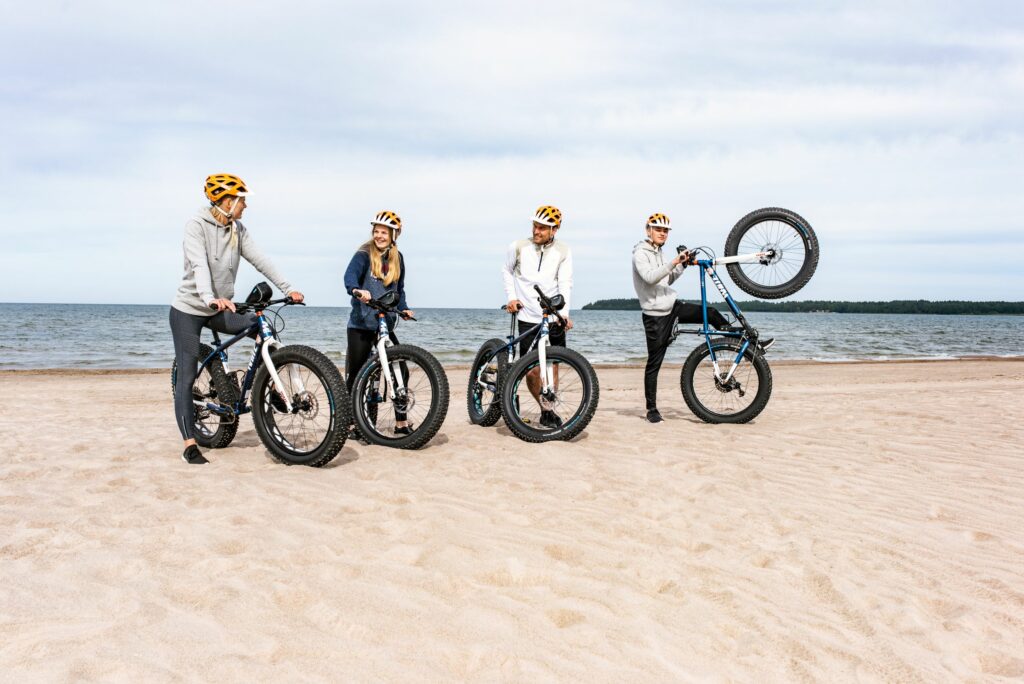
[501,238,573,324]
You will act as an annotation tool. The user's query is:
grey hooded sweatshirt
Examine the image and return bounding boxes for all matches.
[171,207,294,316]
[632,239,686,317]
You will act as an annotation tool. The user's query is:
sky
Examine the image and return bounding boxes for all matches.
[2,0,1022,307]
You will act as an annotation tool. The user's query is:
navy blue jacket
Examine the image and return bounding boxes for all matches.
[344,249,408,330]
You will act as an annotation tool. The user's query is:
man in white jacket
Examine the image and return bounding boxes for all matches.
[502,205,573,428]
[632,213,741,424]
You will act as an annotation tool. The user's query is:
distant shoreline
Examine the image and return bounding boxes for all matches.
[581,298,1024,315]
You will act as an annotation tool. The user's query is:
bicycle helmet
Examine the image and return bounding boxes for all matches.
[371,210,402,234]
[532,205,562,228]
[647,213,671,229]
[204,174,248,203]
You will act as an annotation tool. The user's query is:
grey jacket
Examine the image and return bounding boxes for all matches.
[632,240,686,316]
[171,207,294,316]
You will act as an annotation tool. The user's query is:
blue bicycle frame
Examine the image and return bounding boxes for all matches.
[195,306,297,417]
[672,257,762,383]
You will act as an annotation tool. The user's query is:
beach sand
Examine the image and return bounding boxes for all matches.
[1,359,1023,681]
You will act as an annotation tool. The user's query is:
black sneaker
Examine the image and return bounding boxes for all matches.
[539,410,563,428]
[394,424,415,436]
[182,445,208,465]
[758,337,775,353]
[646,408,664,423]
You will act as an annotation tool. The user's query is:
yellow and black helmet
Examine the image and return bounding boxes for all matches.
[204,174,248,203]
[371,210,402,234]
[646,213,671,229]
[532,205,562,228]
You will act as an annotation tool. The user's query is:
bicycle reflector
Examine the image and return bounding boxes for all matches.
[246,282,273,304]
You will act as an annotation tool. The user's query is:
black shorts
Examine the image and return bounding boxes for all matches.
[517,320,566,357]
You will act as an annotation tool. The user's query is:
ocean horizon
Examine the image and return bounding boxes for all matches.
[2,302,1023,370]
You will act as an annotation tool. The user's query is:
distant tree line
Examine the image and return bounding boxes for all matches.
[581,299,1024,315]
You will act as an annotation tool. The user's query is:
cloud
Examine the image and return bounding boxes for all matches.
[1,1,1022,305]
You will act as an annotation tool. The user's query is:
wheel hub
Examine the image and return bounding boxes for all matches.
[759,244,782,265]
[293,391,319,419]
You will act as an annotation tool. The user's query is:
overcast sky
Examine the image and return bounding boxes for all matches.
[2,1,1022,307]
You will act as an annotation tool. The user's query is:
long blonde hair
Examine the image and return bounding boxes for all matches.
[360,232,401,287]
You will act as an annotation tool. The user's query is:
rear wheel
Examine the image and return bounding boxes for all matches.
[467,338,509,426]
[251,344,350,467]
[500,347,598,443]
[680,337,772,423]
[353,344,450,449]
[171,343,238,449]
[724,207,818,299]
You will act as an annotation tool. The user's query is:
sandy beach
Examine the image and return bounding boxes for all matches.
[1,359,1023,681]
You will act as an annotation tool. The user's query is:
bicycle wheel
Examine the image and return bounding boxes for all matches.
[500,347,599,443]
[251,344,350,467]
[170,343,238,449]
[467,338,509,427]
[680,337,772,423]
[352,344,450,449]
[724,207,819,299]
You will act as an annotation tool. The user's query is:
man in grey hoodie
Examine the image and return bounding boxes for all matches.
[170,174,303,464]
[632,213,732,424]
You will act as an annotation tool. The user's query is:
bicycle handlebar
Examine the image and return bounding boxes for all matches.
[532,285,566,326]
[210,296,304,314]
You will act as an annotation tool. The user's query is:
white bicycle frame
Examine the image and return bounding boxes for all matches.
[373,313,406,400]
[536,313,557,395]
[712,249,776,266]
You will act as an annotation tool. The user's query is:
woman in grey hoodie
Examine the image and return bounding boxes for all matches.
[170,174,304,464]
[631,213,731,424]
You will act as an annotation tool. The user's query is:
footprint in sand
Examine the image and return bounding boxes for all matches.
[547,608,585,628]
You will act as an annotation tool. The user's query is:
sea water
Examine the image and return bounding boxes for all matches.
[1,303,1022,370]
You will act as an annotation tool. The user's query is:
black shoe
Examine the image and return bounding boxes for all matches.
[348,425,369,444]
[539,410,563,428]
[182,445,208,465]
[394,424,415,436]
[758,337,775,353]
[646,408,664,423]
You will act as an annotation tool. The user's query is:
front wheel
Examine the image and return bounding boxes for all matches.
[680,337,772,423]
[724,207,819,299]
[353,344,450,449]
[251,344,350,467]
[500,347,599,443]
[171,343,239,449]
[467,338,508,427]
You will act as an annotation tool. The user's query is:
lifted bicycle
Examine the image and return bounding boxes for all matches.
[171,282,350,466]
[674,207,819,423]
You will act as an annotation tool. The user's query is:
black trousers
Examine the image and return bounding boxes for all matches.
[345,327,399,391]
[642,301,728,410]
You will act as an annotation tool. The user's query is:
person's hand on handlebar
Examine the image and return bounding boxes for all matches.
[210,298,236,313]
[672,250,696,267]
[287,290,305,304]
[506,299,523,313]
[353,289,372,303]
[564,317,574,331]
[400,309,416,320]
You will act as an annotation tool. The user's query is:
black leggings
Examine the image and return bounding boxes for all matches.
[642,301,729,410]
[345,327,399,391]
[170,307,256,440]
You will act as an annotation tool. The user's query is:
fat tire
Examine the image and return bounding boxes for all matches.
[171,343,238,449]
[680,337,772,424]
[467,338,507,426]
[724,207,819,299]
[353,344,450,450]
[251,344,350,467]
[500,347,599,443]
